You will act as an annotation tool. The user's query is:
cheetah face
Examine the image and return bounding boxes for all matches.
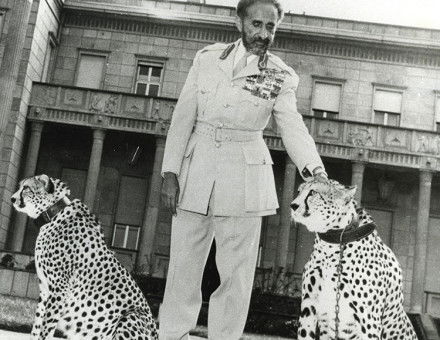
[291,179,357,233]
[11,174,70,219]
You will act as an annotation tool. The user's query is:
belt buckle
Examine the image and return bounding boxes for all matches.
[214,126,222,142]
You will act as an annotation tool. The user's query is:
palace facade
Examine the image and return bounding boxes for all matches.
[1,0,440,317]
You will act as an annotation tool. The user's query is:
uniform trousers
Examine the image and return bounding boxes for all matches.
[158,208,261,340]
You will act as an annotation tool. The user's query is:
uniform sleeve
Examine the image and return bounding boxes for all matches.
[272,71,326,179]
[161,50,201,176]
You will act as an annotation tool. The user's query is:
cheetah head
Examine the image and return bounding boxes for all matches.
[11,175,71,219]
[291,179,357,233]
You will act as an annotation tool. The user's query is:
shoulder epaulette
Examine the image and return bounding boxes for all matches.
[199,42,229,54]
[219,43,236,60]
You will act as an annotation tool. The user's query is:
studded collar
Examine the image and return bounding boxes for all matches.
[318,219,376,244]
[34,197,71,227]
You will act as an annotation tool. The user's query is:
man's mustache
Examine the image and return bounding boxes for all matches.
[250,38,270,46]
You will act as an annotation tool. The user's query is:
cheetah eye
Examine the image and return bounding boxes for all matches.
[22,186,32,195]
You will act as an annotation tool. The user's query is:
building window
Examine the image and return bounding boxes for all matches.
[434,92,440,132]
[112,224,140,250]
[311,80,343,119]
[75,52,107,89]
[0,11,4,39]
[373,88,403,127]
[135,61,163,97]
[41,32,57,82]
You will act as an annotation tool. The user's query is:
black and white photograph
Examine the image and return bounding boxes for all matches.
[0,0,439,338]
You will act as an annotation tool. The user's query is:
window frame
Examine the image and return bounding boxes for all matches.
[41,31,57,82]
[0,10,5,39]
[433,90,440,132]
[74,49,109,89]
[133,57,165,97]
[310,76,345,120]
[111,223,141,251]
[371,84,406,127]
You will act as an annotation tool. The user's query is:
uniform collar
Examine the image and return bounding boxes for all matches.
[234,40,258,69]
[218,39,270,79]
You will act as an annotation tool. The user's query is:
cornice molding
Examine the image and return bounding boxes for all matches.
[64,1,440,50]
[63,10,440,69]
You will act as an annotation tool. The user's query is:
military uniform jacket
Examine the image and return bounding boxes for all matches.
[162,39,325,217]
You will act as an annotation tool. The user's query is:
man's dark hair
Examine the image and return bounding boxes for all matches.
[236,0,284,22]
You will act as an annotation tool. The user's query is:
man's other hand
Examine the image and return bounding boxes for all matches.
[312,166,328,183]
[161,172,180,215]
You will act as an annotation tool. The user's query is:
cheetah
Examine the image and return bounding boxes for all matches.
[11,174,158,340]
[291,178,417,340]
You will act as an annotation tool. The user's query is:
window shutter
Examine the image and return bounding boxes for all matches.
[435,96,440,123]
[374,90,402,113]
[313,82,341,113]
[76,54,106,89]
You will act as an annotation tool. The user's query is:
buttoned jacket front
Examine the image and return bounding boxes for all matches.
[162,39,324,216]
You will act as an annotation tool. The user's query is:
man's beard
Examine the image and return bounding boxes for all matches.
[241,31,272,56]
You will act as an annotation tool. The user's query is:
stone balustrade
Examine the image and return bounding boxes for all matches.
[29,82,440,171]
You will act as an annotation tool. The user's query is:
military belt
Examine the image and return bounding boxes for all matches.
[194,121,262,142]
[193,122,263,142]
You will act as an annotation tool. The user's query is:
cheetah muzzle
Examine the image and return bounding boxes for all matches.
[291,178,417,340]
[11,175,158,340]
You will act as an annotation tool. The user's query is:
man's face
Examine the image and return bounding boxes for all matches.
[236,2,279,56]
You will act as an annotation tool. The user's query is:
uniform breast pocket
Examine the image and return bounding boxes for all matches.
[198,86,215,116]
[241,142,278,212]
[236,92,274,126]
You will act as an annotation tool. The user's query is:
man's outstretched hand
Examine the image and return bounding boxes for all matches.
[161,172,180,216]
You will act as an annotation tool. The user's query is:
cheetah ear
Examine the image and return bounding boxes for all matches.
[37,174,55,194]
[344,185,357,203]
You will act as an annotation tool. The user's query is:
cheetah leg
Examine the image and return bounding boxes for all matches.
[298,297,318,339]
[298,267,320,340]
[381,273,417,339]
[31,291,48,340]
[112,310,158,340]
[31,293,62,340]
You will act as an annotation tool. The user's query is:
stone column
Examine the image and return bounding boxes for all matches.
[410,170,433,313]
[275,157,297,270]
[9,121,44,251]
[83,129,105,211]
[136,137,165,274]
[351,161,365,203]
[0,0,32,149]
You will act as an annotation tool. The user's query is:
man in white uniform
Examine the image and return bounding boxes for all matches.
[159,0,327,339]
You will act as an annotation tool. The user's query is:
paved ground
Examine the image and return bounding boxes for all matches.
[0,329,62,339]
[0,329,203,339]
[0,328,291,339]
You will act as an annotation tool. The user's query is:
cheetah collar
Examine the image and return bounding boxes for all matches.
[35,197,71,227]
[318,222,376,244]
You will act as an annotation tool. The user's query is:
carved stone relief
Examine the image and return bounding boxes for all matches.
[90,94,119,114]
[384,131,407,149]
[317,121,339,139]
[348,127,375,147]
[64,89,84,106]
[416,135,440,155]
[124,97,145,115]
[32,86,58,107]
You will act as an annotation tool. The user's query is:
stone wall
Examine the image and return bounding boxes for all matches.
[0,0,62,248]
[0,251,39,299]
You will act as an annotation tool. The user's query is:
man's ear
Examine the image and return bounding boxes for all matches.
[235,16,243,32]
